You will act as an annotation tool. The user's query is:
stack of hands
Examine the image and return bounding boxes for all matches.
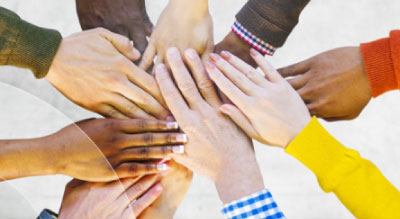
[2,0,395,218]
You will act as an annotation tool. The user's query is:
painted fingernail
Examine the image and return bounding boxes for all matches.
[176,134,187,143]
[221,51,231,60]
[172,145,185,154]
[185,48,198,60]
[209,53,220,62]
[166,121,179,129]
[157,163,169,171]
[167,47,180,58]
[250,48,259,57]
[205,61,216,69]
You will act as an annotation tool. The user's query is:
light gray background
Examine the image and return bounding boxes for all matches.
[0,0,399,218]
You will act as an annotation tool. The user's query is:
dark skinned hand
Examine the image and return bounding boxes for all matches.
[278,47,372,121]
[76,0,153,53]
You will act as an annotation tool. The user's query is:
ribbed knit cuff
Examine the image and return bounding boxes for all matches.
[231,21,277,56]
[361,38,397,97]
[285,117,362,192]
[235,2,288,48]
[7,19,62,79]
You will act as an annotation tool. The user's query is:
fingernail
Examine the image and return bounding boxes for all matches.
[209,53,220,62]
[176,134,187,143]
[166,121,179,129]
[219,105,230,114]
[155,183,163,192]
[132,48,141,58]
[166,116,175,122]
[205,61,215,70]
[185,49,198,60]
[167,47,180,58]
[221,51,231,60]
[250,48,259,57]
[172,145,185,154]
[157,163,169,171]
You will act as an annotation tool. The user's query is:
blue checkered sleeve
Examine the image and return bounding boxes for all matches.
[221,189,285,219]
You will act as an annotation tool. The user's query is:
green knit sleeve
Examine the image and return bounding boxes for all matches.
[0,7,62,78]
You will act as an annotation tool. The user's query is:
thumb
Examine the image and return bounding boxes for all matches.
[98,28,141,61]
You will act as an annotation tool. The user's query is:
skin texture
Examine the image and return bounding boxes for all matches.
[207,49,311,148]
[0,119,187,182]
[139,0,213,70]
[76,0,153,53]
[139,160,193,219]
[215,31,256,67]
[155,47,264,203]
[46,28,168,120]
[278,47,372,121]
[58,175,162,219]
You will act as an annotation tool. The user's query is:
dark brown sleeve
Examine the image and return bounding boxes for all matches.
[236,0,310,47]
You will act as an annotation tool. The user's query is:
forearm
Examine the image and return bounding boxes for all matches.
[215,155,264,203]
[286,117,400,218]
[0,136,59,180]
[234,0,310,53]
[168,0,209,16]
[0,7,61,78]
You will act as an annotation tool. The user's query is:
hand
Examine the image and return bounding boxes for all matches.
[207,49,311,148]
[46,28,169,120]
[139,160,193,219]
[139,0,213,70]
[76,0,153,53]
[215,31,256,67]
[278,47,372,121]
[51,118,187,182]
[58,175,162,219]
[155,47,264,203]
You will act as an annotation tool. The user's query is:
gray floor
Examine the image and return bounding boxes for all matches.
[0,0,400,218]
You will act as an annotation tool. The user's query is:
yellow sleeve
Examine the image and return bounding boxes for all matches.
[285,117,400,219]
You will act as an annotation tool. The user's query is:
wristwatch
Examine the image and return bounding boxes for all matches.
[36,209,58,219]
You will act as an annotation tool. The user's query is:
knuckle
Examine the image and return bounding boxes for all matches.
[103,119,117,129]
[165,133,174,144]
[135,119,148,130]
[95,27,107,33]
[128,163,139,173]
[124,103,139,114]
[142,133,154,145]
[197,78,214,91]
[133,182,144,193]
[145,163,154,171]
[180,80,196,92]
[136,147,150,157]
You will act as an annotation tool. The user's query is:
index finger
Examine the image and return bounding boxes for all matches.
[155,64,190,121]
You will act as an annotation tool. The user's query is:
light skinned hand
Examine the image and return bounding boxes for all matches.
[278,47,372,121]
[139,0,213,70]
[76,0,153,53]
[155,47,264,203]
[46,28,168,120]
[52,118,186,182]
[207,49,311,149]
[139,160,193,219]
[58,175,162,219]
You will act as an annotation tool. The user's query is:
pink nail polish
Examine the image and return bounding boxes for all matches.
[209,53,220,62]
[221,51,232,60]
[205,61,216,69]
[250,48,259,57]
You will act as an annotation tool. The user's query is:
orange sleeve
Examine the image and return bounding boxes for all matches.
[360,30,400,97]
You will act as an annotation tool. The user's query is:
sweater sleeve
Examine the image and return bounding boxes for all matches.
[360,30,400,97]
[285,117,400,219]
[234,0,310,54]
[0,7,62,78]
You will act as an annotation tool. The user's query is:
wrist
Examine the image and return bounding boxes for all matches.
[168,0,209,17]
[214,153,264,203]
